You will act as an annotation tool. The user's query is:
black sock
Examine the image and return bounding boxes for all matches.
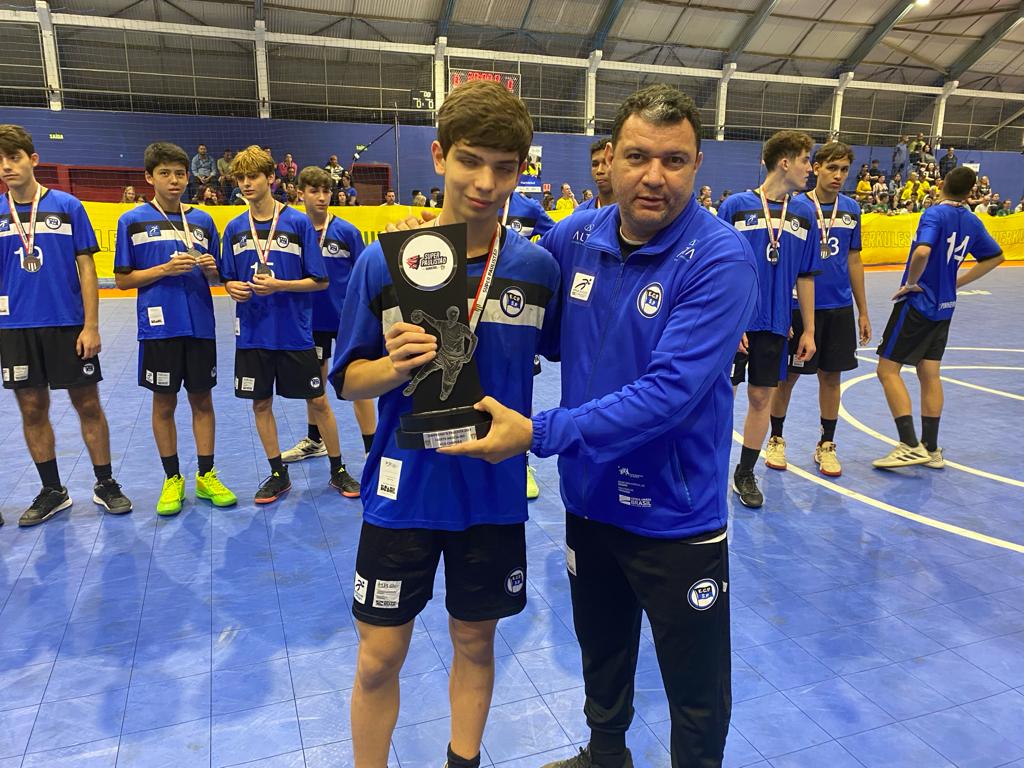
[36,459,61,490]
[329,455,343,475]
[307,423,321,442]
[738,445,760,472]
[921,416,940,452]
[361,433,375,454]
[94,463,112,482]
[269,455,286,475]
[160,455,180,479]
[820,418,838,443]
[895,415,918,447]
[446,744,481,768]
[590,731,628,768]
[770,415,785,438]
[197,454,214,475]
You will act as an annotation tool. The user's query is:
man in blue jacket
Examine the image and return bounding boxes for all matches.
[443,84,758,768]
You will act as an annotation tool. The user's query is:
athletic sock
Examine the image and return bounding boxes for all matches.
[160,455,180,479]
[329,455,343,475]
[894,415,919,447]
[590,731,629,768]
[445,744,481,768]
[921,416,940,452]
[820,418,838,444]
[94,463,113,482]
[307,423,321,443]
[361,433,375,454]
[269,455,286,475]
[197,454,214,475]
[739,445,760,472]
[36,458,61,490]
[770,415,785,438]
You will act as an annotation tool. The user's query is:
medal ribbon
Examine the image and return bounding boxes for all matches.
[248,201,282,266]
[756,187,788,259]
[318,212,332,250]
[808,191,839,247]
[150,199,194,250]
[467,225,502,334]
[7,185,44,259]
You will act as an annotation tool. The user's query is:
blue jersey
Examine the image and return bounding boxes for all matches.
[312,215,365,334]
[575,197,597,212]
[0,189,98,329]
[219,205,327,350]
[114,203,219,340]
[718,191,821,335]
[792,193,861,310]
[505,192,555,239]
[534,198,758,539]
[330,229,560,531]
[900,203,1001,321]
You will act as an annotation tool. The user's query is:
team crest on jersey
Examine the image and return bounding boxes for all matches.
[510,219,523,233]
[275,234,290,248]
[192,227,205,242]
[688,579,718,610]
[790,217,800,231]
[326,241,341,256]
[147,224,161,237]
[45,215,61,230]
[500,286,525,318]
[842,214,852,226]
[637,282,663,318]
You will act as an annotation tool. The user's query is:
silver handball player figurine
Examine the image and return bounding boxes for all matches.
[403,306,479,401]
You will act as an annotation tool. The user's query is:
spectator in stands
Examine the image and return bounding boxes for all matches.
[871,174,887,200]
[120,185,140,204]
[717,189,731,207]
[409,189,422,204]
[542,191,554,211]
[324,154,344,190]
[855,174,872,202]
[381,189,397,206]
[909,132,926,164]
[190,144,216,201]
[199,185,219,205]
[1016,196,1024,213]
[412,192,427,207]
[581,189,593,202]
[285,182,299,204]
[218,149,234,195]
[922,143,936,166]
[994,199,1012,216]
[857,164,869,182]
[555,182,577,211]
[922,162,939,184]
[337,189,348,206]
[340,171,357,202]
[987,193,1003,216]
[939,147,957,178]
[977,175,992,198]
[428,187,442,207]
[346,191,358,206]
[900,171,929,209]
[892,136,908,181]
[868,159,882,183]
[277,153,298,184]
[873,192,891,213]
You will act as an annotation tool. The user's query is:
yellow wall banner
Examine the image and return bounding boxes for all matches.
[84,203,1022,279]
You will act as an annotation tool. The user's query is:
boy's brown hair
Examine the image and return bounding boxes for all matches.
[0,124,35,157]
[763,130,814,171]
[144,141,189,174]
[813,141,854,167]
[230,145,275,178]
[297,165,333,190]
[437,80,533,163]
[943,166,976,199]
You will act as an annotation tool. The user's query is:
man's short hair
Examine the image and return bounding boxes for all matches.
[298,166,333,190]
[813,141,855,167]
[231,145,275,178]
[437,80,533,163]
[610,85,702,151]
[0,124,35,157]
[144,142,189,173]
[763,130,814,171]
[590,137,611,155]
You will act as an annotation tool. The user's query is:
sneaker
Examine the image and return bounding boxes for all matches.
[765,435,787,470]
[93,478,133,515]
[814,441,842,477]
[255,471,291,504]
[526,465,540,500]
[925,447,945,469]
[541,746,634,768]
[156,475,185,516]
[196,468,238,507]
[872,442,930,469]
[281,437,327,463]
[329,466,360,498]
[18,487,72,527]
[732,467,764,508]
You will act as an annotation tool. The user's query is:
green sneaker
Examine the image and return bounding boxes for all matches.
[157,475,185,516]
[196,468,238,507]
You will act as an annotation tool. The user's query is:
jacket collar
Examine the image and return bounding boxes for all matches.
[587,194,700,261]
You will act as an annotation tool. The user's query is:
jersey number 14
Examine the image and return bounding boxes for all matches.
[945,233,970,264]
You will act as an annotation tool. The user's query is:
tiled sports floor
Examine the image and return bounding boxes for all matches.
[1,267,1022,768]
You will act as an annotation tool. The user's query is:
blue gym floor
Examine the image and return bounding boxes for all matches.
[1,267,1022,768]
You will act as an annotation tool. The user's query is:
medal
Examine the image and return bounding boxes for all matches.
[7,185,44,274]
[820,243,829,260]
[767,245,779,264]
[809,190,839,261]
[248,201,281,276]
[151,199,198,265]
[187,247,203,260]
[757,187,787,267]
[255,261,273,276]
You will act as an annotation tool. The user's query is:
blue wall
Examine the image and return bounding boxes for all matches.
[2,106,1022,204]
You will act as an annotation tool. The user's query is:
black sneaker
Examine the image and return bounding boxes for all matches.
[541,746,634,768]
[19,487,73,527]
[255,470,291,504]
[329,466,361,498]
[93,478,133,515]
[732,467,764,508]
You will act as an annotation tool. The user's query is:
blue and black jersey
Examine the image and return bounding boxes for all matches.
[505,192,555,239]
[313,215,364,334]
[793,193,861,310]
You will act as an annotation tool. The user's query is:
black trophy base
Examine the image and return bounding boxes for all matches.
[396,405,492,450]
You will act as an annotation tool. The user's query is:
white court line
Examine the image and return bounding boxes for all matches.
[854,357,1024,402]
[856,346,1024,354]
[732,430,1024,553]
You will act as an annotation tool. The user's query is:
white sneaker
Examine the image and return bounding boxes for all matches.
[872,442,930,469]
[925,448,945,469]
[765,436,787,470]
[281,437,327,463]
[814,441,842,477]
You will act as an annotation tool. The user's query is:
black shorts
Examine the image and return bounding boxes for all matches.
[731,331,786,387]
[0,325,102,390]
[877,302,950,365]
[234,348,324,400]
[352,521,527,627]
[313,331,335,365]
[788,305,858,375]
[139,337,217,393]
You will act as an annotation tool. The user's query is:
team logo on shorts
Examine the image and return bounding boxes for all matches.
[790,217,800,231]
[276,234,290,248]
[82,362,96,376]
[147,224,162,238]
[353,572,368,604]
[510,219,523,233]
[45,215,61,230]
[500,286,525,318]
[636,282,663,318]
[210,366,217,378]
[842,214,852,226]
[505,568,525,596]
[310,376,321,389]
[688,579,719,611]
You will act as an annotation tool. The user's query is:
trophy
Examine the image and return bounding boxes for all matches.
[379,223,492,450]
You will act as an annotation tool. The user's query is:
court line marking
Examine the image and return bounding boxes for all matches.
[732,430,1024,553]
[856,346,1024,354]
[853,357,1024,402]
